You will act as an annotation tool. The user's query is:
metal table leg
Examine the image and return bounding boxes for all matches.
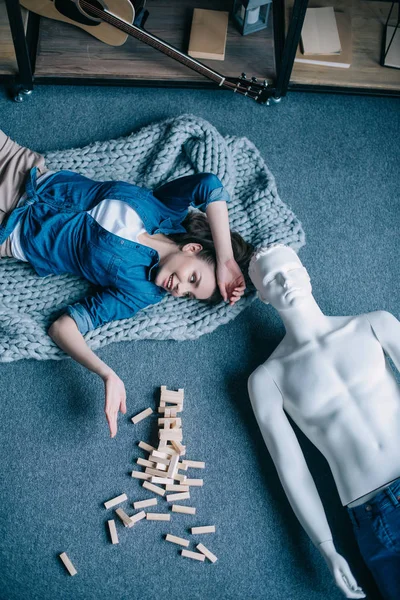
[4,0,34,101]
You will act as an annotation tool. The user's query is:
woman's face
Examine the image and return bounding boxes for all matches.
[154,243,217,300]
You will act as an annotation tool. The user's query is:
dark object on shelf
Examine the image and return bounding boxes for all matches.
[232,0,272,36]
[381,1,400,69]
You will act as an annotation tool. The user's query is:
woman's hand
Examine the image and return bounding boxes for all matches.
[103,371,127,438]
[217,257,246,306]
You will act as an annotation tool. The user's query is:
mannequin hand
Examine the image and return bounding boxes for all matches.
[103,371,127,438]
[217,257,246,305]
[320,542,366,599]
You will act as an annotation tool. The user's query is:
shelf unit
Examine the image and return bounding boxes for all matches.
[286,0,400,95]
[1,0,399,101]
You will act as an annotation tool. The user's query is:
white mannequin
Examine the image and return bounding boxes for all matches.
[247,245,400,599]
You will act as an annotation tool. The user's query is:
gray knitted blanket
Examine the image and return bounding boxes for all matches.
[0,115,305,362]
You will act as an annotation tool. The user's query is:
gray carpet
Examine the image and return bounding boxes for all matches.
[0,83,399,600]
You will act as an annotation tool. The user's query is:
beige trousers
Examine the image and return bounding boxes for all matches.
[0,130,47,257]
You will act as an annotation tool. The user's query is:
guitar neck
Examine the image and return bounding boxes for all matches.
[80,0,226,85]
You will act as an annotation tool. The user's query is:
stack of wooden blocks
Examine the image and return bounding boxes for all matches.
[59,386,217,576]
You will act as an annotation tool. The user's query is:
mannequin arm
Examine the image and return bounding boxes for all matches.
[248,365,333,547]
[248,364,365,599]
[366,311,400,372]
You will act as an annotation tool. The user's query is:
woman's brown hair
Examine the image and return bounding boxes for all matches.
[166,211,254,304]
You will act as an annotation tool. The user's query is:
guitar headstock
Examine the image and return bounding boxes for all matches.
[224,74,271,104]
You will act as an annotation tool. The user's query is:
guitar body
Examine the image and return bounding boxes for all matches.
[20,0,135,46]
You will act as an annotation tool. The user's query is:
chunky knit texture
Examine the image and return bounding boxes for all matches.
[0,115,305,362]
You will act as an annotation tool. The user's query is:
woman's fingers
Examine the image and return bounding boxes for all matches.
[106,409,118,438]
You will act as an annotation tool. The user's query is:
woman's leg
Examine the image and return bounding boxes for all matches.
[0,130,47,257]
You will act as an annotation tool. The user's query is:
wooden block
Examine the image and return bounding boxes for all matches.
[166,484,189,492]
[160,396,184,406]
[159,401,166,408]
[167,453,180,479]
[177,461,188,471]
[131,471,151,481]
[160,387,184,402]
[165,533,190,547]
[171,441,186,455]
[182,460,205,469]
[137,457,156,468]
[197,543,218,563]
[152,450,168,459]
[166,491,190,502]
[181,549,205,562]
[146,513,171,521]
[184,479,204,487]
[59,552,77,576]
[158,418,182,427]
[155,463,167,471]
[191,526,215,534]
[172,504,196,515]
[138,441,155,452]
[151,477,174,485]
[159,429,183,442]
[131,407,153,424]
[107,520,119,545]
[104,493,128,510]
[130,510,146,524]
[115,508,134,528]
[158,445,177,456]
[150,453,170,465]
[133,497,157,510]
[145,467,171,478]
[142,481,166,497]
[174,473,187,483]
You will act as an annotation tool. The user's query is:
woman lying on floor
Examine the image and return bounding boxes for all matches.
[0,130,253,437]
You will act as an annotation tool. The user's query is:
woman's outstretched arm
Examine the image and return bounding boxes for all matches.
[48,314,126,438]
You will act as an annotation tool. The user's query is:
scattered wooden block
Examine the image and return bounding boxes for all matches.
[131,471,152,481]
[151,477,174,485]
[172,504,196,515]
[160,386,184,403]
[107,519,119,545]
[167,453,180,479]
[145,467,171,478]
[59,552,77,576]
[166,491,190,502]
[149,453,170,466]
[191,526,215,534]
[137,457,156,468]
[142,481,166,497]
[197,543,218,563]
[130,510,146,524]
[146,513,171,521]
[103,493,128,510]
[133,497,157,510]
[166,484,189,492]
[131,407,153,425]
[158,445,177,456]
[171,441,186,455]
[177,461,188,471]
[151,450,168,459]
[159,429,183,442]
[174,473,187,483]
[115,508,134,528]
[182,460,205,469]
[181,549,205,562]
[184,479,204,487]
[165,534,190,547]
[138,441,155,453]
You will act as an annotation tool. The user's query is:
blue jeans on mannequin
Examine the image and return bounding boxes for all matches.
[347,478,400,600]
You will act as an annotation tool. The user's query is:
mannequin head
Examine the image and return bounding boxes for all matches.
[249,245,312,310]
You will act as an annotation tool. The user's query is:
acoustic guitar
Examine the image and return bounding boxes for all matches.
[20,0,271,104]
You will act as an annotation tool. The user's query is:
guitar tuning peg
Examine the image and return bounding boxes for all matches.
[251,77,258,83]
[241,72,247,79]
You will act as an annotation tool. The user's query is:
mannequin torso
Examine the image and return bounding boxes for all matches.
[261,313,400,506]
